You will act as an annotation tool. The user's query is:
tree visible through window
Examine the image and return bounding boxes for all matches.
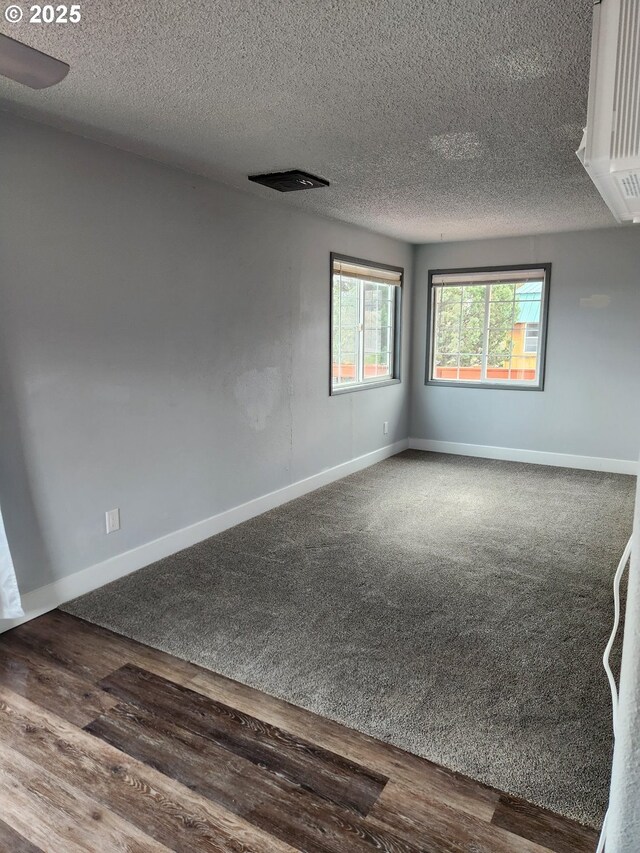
[331,255,402,393]
[427,266,550,389]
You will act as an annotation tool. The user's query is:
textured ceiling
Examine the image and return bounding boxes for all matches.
[0,0,615,242]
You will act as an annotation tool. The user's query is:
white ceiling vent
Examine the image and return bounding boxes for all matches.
[577,0,640,224]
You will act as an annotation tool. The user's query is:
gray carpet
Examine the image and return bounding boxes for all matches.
[63,451,637,827]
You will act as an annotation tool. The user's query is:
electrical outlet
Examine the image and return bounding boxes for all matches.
[383,421,389,435]
[105,508,120,534]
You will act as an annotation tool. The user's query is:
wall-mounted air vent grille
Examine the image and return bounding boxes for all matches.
[248,170,329,192]
[580,0,640,222]
[611,0,640,162]
[617,172,640,198]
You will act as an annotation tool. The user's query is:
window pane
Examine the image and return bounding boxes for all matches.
[485,353,510,381]
[340,327,357,352]
[461,299,485,354]
[491,283,515,301]
[486,354,507,367]
[338,278,359,324]
[462,284,485,302]
[432,284,485,381]
[434,299,461,355]
[332,273,361,388]
[362,281,394,382]
[335,352,357,384]
[441,285,463,302]
[488,299,515,328]
[488,327,514,355]
[459,353,482,380]
[434,355,459,380]
[510,356,537,382]
[364,328,378,352]
[459,353,482,366]
[515,284,542,361]
[515,281,543,300]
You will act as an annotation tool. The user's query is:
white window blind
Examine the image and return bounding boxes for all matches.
[332,259,402,286]
[431,268,546,286]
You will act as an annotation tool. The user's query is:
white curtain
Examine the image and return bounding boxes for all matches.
[0,506,22,619]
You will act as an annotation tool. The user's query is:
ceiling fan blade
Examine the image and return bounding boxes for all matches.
[0,33,69,89]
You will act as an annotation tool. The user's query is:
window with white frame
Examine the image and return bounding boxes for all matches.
[331,255,402,394]
[427,265,550,389]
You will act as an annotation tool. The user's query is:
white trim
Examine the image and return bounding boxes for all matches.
[1,440,408,633]
[408,438,638,475]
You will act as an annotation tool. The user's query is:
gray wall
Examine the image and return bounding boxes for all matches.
[0,114,412,595]
[411,230,640,461]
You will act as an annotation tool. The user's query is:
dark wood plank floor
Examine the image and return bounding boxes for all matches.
[0,610,599,853]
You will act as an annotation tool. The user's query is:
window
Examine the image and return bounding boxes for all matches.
[523,323,539,354]
[427,264,550,390]
[331,254,402,394]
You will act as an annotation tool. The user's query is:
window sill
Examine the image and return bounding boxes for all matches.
[331,378,401,396]
[426,379,544,392]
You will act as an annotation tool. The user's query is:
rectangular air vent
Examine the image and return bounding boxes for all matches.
[578,0,640,222]
[611,0,640,162]
[248,170,329,192]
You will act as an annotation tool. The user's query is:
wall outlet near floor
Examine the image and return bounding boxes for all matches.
[383,421,389,435]
[105,508,120,534]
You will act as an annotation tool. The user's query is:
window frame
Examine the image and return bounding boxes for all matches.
[330,252,403,396]
[425,263,551,392]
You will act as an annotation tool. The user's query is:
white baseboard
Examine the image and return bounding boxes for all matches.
[408,438,638,475]
[2,440,408,633]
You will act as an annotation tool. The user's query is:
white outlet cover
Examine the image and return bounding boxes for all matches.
[105,508,120,534]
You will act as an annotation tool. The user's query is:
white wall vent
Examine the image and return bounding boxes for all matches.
[577,0,640,223]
